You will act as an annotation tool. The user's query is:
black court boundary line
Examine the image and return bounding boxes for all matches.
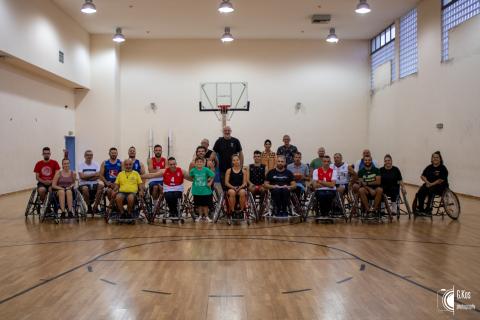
[336,277,353,284]
[142,289,171,295]
[282,288,312,294]
[208,294,244,298]
[0,236,479,313]
[1,233,480,249]
[97,257,356,262]
[99,278,116,285]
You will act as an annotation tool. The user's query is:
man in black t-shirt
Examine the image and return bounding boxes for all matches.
[264,156,296,217]
[213,126,243,187]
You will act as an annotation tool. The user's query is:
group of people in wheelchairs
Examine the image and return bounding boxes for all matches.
[25,130,461,225]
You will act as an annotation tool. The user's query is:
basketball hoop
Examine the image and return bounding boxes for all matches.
[218,104,230,114]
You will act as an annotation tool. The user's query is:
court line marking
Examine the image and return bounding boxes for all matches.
[99,278,116,285]
[282,288,311,294]
[96,257,355,262]
[141,289,172,295]
[208,294,244,298]
[336,277,353,284]
[1,233,479,249]
[0,236,479,313]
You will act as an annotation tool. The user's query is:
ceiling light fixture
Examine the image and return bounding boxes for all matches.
[221,27,234,42]
[80,0,96,14]
[355,0,371,14]
[218,0,234,13]
[113,27,126,43]
[326,28,339,43]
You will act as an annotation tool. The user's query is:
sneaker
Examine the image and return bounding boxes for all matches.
[68,211,74,218]
[60,211,66,219]
[206,216,212,223]
[195,217,201,222]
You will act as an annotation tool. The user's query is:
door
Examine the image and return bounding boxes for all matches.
[65,136,76,170]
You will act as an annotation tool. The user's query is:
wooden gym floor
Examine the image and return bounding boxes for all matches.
[0,187,479,320]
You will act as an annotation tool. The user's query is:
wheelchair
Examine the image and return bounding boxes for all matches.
[78,183,108,218]
[383,186,412,220]
[104,191,149,224]
[412,187,460,220]
[146,189,193,224]
[262,189,305,223]
[305,190,348,223]
[348,187,393,223]
[24,187,43,218]
[213,188,257,225]
[40,188,88,224]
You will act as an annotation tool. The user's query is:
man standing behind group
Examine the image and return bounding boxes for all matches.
[213,126,243,187]
[277,135,298,165]
[309,147,326,176]
[34,147,60,202]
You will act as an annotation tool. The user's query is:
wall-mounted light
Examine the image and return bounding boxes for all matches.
[81,0,96,14]
[218,0,234,13]
[113,27,126,43]
[221,27,234,42]
[355,0,371,14]
[326,28,339,43]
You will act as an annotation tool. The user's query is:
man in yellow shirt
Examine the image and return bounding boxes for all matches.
[114,159,145,217]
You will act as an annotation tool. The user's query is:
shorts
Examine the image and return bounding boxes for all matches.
[79,183,99,192]
[193,194,212,207]
[149,180,164,188]
[37,182,51,190]
[118,192,136,201]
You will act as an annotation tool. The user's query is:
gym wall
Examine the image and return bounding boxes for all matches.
[76,38,370,169]
[369,0,480,196]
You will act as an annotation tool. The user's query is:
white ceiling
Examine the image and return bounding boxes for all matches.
[53,0,419,40]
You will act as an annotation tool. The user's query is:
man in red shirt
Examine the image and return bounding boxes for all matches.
[33,147,61,202]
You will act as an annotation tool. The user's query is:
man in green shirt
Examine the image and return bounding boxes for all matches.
[357,155,383,214]
[309,147,326,177]
[189,157,215,222]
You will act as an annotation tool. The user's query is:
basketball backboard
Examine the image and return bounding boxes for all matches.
[199,82,250,112]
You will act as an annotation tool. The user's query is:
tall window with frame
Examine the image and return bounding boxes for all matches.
[371,24,396,90]
[441,0,480,61]
[399,8,418,78]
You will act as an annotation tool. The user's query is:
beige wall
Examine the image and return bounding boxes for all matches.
[368,0,480,196]
[0,0,90,88]
[0,60,75,194]
[108,39,370,168]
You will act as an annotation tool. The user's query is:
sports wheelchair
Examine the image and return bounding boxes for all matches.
[412,187,460,220]
[304,190,348,223]
[104,191,150,224]
[262,190,305,223]
[40,188,88,224]
[382,186,412,220]
[348,187,393,223]
[213,188,258,225]
[25,187,44,218]
[145,188,194,224]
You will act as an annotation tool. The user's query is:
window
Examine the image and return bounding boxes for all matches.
[441,0,480,61]
[371,41,396,89]
[399,8,418,78]
[371,24,396,54]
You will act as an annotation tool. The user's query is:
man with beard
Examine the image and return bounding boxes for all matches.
[100,147,122,202]
[264,156,296,217]
[33,147,60,202]
[147,144,166,201]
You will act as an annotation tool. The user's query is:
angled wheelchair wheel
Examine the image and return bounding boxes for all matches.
[442,189,461,220]
[25,188,37,217]
[213,192,224,223]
